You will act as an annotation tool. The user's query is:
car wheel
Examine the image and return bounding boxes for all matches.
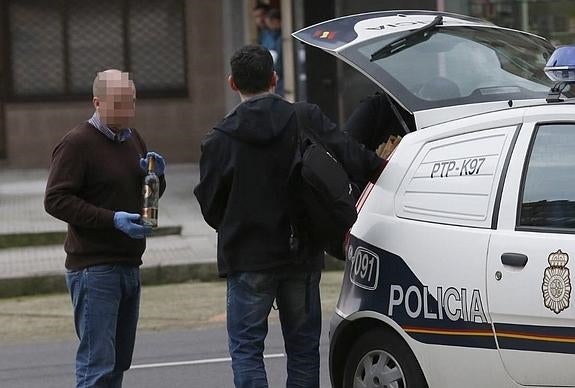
[343,328,427,388]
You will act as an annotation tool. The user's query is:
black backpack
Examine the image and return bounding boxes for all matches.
[289,103,358,261]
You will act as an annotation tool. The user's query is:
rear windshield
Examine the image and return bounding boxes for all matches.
[341,26,555,112]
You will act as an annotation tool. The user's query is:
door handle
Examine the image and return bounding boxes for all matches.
[501,253,528,267]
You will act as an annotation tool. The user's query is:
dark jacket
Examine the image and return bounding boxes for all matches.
[194,94,382,276]
[344,93,412,151]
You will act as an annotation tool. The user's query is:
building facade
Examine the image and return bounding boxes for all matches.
[0,0,228,167]
[0,0,573,168]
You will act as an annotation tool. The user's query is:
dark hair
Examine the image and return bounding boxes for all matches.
[230,45,273,94]
[267,8,281,21]
[253,3,270,12]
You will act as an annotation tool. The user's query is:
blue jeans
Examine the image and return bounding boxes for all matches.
[65,264,140,388]
[227,270,321,388]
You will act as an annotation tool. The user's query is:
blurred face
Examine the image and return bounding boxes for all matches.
[253,9,267,29]
[265,16,281,31]
[93,78,136,129]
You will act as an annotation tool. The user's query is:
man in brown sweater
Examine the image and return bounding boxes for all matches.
[44,69,166,388]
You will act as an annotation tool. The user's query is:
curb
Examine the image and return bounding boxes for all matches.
[0,256,346,299]
[0,226,183,250]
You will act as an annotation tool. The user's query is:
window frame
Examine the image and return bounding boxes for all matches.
[2,0,188,102]
[515,121,575,234]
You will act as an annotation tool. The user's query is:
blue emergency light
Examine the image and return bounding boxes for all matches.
[545,45,575,102]
[545,45,575,82]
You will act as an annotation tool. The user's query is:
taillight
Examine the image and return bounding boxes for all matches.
[342,229,352,260]
[345,143,397,256]
[356,182,375,213]
[356,140,398,212]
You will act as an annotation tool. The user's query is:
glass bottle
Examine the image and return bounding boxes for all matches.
[141,155,159,228]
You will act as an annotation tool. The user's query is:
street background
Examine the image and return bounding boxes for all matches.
[1,0,575,387]
[0,162,344,387]
[0,271,345,388]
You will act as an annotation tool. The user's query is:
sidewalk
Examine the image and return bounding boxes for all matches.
[0,164,219,295]
[0,163,344,297]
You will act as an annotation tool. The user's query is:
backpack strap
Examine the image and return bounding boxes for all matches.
[293,102,312,143]
[293,102,335,155]
[293,102,309,131]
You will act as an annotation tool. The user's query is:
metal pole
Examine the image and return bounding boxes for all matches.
[521,0,529,32]
[437,0,445,12]
[0,0,7,161]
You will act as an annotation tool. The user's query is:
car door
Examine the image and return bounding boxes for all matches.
[487,121,575,387]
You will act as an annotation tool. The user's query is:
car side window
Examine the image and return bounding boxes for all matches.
[519,124,575,231]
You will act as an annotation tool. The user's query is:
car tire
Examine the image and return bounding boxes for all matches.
[343,327,428,388]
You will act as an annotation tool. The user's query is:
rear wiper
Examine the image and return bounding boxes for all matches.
[371,16,443,62]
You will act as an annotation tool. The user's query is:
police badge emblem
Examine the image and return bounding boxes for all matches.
[542,250,571,314]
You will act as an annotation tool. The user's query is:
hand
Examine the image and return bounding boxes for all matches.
[140,151,166,175]
[113,212,152,239]
[376,135,402,159]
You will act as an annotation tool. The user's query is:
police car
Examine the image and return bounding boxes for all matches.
[294,11,575,388]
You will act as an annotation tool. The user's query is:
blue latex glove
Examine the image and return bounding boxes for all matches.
[113,212,151,239]
[140,151,166,175]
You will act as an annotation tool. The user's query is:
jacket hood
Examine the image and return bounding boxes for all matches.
[215,94,294,144]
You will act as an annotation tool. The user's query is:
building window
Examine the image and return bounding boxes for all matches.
[6,0,187,100]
